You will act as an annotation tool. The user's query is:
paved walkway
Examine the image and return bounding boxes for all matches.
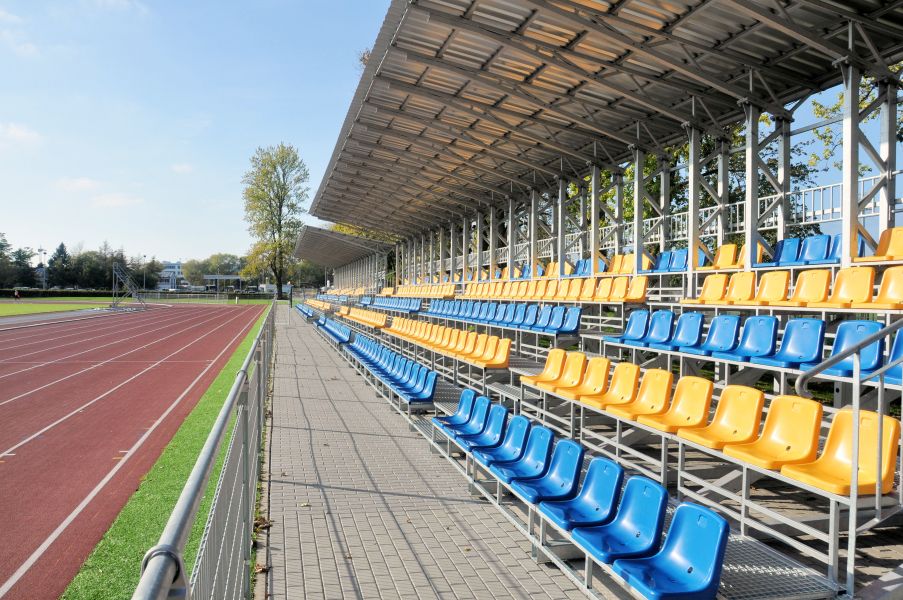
[266,306,584,599]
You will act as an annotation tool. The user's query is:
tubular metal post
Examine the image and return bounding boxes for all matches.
[557,177,566,277]
[633,147,645,273]
[590,165,601,275]
[529,189,539,273]
[687,126,701,296]
[841,62,861,266]
[507,197,517,279]
[744,102,761,272]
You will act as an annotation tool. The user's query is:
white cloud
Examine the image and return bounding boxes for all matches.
[170,163,194,174]
[0,29,37,57]
[91,193,144,208]
[56,177,102,192]
[0,122,42,148]
[0,10,23,24]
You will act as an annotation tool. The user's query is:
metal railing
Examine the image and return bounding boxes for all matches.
[795,318,903,596]
[132,302,275,600]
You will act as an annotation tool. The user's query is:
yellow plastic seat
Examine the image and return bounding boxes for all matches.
[723,395,822,470]
[602,368,672,411]
[515,281,529,299]
[537,352,587,392]
[579,362,640,410]
[731,243,764,270]
[854,227,903,262]
[807,267,875,308]
[637,376,714,433]
[500,282,512,299]
[525,280,538,299]
[544,261,558,278]
[554,357,611,401]
[563,261,575,276]
[619,254,635,274]
[781,409,901,495]
[449,331,478,358]
[552,278,571,301]
[607,374,696,421]
[851,265,903,309]
[623,276,648,303]
[706,271,755,306]
[565,278,583,302]
[677,386,765,449]
[520,348,567,387]
[579,278,596,302]
[544,279,560,301]
[472,337,511,369]
[445,330,473,357]
[594,278,614,302]
[768,269,831,307]
[742,270,790,306]
[681,273,728,305]
[698,244,737,271]
[531,279,548,300]
[606,277,630,302]
[607,254,624,275]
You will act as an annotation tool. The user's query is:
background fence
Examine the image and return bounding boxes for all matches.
[132,301,275,600]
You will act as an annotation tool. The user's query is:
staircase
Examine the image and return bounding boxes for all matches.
[111,262,147,309]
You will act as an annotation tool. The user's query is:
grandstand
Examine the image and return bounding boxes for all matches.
[125,1,903,599]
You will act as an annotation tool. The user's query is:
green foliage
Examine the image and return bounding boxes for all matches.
[241,143,308,299]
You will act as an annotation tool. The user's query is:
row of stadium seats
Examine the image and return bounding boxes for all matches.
[393,283,455,298]
[314,316,351,345]
[522,350,901,494]
[295,303,316,318]
[316,293,348,303]
[423,300,582,336]
[337,306,387,329]
[360,296,421,313]
[305,298,331,311]
[683,266,903,309]
[386,318,511,369]
[346,334,437,404]
[461,275,648,304]
[610,310,898,377]
[432,390,729,598]
[757,234,851,267]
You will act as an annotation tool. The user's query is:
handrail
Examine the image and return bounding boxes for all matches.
[132,302,274,600]
[795,317,903,397]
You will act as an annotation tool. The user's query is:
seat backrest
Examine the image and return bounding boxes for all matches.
[580,277,596,300]
[483,404,509,437]
[645,310,676,343]
[547,440,585,486]
[613,477,668,548]
[521,304,539,327]
[776,237,801,263]
[710,385,765,436]
[625,276,648,301]
[566,278,583,300]
[774,318,825,362]
[829,267,876,303]
[579,457,624,517]
[467,396,492,429]
[533,279,548,299]
[545,279,559,299]
[665,376,714,423]
[668,248,688,271]
[712,243,738,268]
[499,415,531,456]
[798,234,831,262]
[534,305,554,328]
[736,315,778,357]
[654,251,672,271]
[762,239,785,264]
[557,352,588,386]
[525,280,538,298]
[606,362,641,401]
[758,395,822,455]
[725,271,756,301]
[884,330,903,383]
[470,334,489,358]
[537,348,567,379]
[659,504,729,594]
[872,227,893,257]
[510,303,527,326]
[546,306,567,330]
[790,269,831,303]
[830,320,884,370]
[698,274,729,301]
[580,357,612,394]
[619,254,635,274]
[701,315,741,350]
[756,270,790,302]
[594,277,614,300]
[875,265,903,304]
[672,312,704,347]
[623,309,650,339]
[608,276,629,300]
[821,409,902,493]
[492,338,512,366]
[635,369,674,409]
[522,426,555,470]
[560,307,582,334]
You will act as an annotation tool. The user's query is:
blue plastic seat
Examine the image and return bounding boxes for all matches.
[642,251,671,274]
[807,233,865,265]
[756,238,800,268]
[538,457,624,531]
[509,440,584,503]
[530,306,554,332]
[667,249,688,272]
[711,315,778,362]
[647,312,704,351]
[437,395,490,436]
[457,404,508,451]
[432,389,477,429]
[519,304,539,330]
[541,306,567,334]
[604,310,649,344]
[750,318,825,369]
[489,426,554,484]
[612,503,729,600]
[472,415,531,465]
[680,314,741,357]
[508,303,528,328]
[498,303,517,326]
[557,307,582,335]
[800,320,884,376]
[571,476,668,564]
[781,234,830,266]
[630,310,675,348]
[879,332,903,386]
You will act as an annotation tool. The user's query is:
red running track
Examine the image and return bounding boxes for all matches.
[0,303,265,599]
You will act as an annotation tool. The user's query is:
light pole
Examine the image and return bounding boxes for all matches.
[143,254,147,290]
[38,247,46,290]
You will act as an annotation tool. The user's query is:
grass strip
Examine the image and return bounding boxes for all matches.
[62,308,269,600]
[0,303,101,317]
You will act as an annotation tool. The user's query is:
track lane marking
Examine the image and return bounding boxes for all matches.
[0,308,260,598]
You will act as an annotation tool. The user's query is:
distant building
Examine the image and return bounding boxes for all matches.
[157,261,184,290]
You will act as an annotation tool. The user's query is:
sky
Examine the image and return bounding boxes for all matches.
[0,0,391,263]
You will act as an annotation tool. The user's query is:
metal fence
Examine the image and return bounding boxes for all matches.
[142,291,276,304]
[132,301,275,600]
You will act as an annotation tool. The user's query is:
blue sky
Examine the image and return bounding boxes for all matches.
[0,0,390,263]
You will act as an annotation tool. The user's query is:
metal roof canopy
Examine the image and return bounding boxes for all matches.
[294,224,392,268]
[310,0,903,236]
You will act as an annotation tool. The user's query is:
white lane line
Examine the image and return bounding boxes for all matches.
[0,308,170,350]
[0,308,249,457]
[0,309,234,405]
[0,311,258,598]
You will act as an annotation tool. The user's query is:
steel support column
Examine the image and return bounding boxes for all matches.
[744,103,762,269]
[776,118,792,241]
[508,197,518,280]
[687,126,702,292]
[633,148,646,273]
[449,222,457,283]
[529,189,539,274]
[557,178,567,277]
[614,174,625,253]
[462,215,469,283]
[841,63,861,267]
[590,165,601,275]
[660,164,670,252]
[879,80,898,230]
[488,208,498,281]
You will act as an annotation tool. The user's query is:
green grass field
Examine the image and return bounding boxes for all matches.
[61,309,268,600]
[0,303,102,317]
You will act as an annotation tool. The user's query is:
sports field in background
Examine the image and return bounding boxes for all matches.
[0,302,103,317]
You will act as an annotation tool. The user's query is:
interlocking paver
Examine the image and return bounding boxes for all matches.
[266,306,584,599]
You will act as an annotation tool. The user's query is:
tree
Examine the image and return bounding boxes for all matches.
[11,248,36,287]
[48,243,72,288]
[241,143,308,299]
[0,233,12,288]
